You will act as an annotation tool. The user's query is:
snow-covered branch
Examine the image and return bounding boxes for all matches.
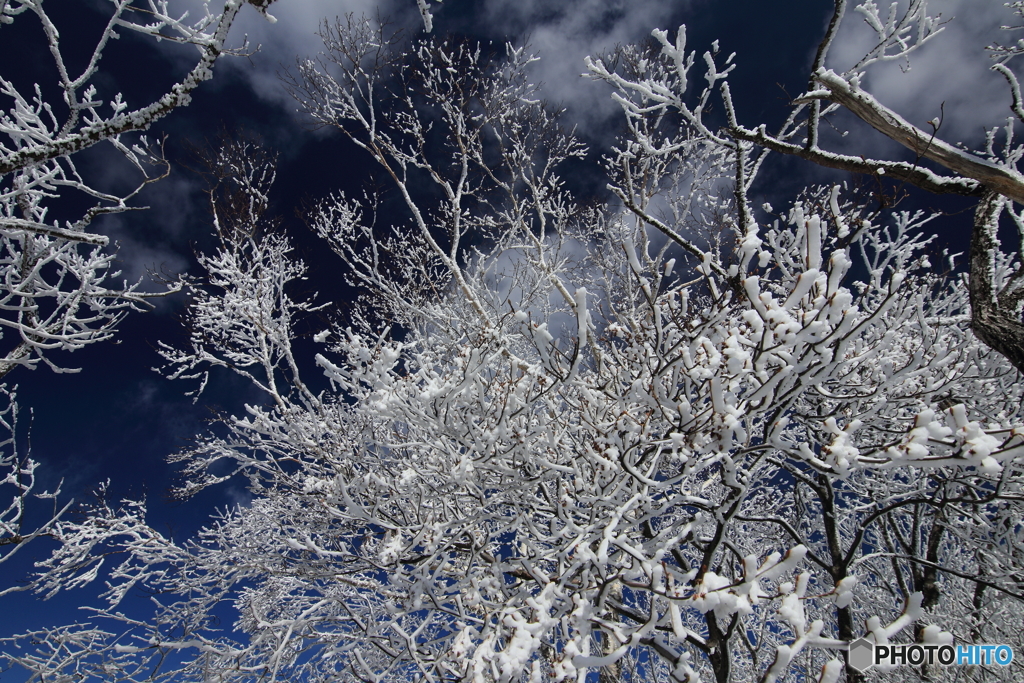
[0,0,258,376]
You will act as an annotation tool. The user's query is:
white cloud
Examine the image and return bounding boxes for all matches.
[218,0,393,113]
[208,0,689,133]
[474,0,687,132]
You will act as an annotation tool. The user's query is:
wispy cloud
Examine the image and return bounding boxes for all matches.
[470,0,686,131]
[212,0,690,134]
[219,0,386,114]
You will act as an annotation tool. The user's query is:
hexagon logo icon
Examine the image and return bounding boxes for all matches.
[848,638,875,672]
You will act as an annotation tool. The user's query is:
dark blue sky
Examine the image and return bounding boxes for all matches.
[0,0,1005,650]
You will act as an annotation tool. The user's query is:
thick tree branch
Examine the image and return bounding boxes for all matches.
[730,123,982,198]
[0,2,242,178]
[811,68,1024,205]
[0,219,108,245]
[970,192,1024,374]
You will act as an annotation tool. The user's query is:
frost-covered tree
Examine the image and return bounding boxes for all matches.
[0,0,263,593]
[4,3,1024,683]
[590,0,1024,373]
[0,0,265,377]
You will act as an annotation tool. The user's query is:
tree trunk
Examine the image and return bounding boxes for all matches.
[599,581,623,683]
[705,612,732,683]
[970,192,1024,375]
